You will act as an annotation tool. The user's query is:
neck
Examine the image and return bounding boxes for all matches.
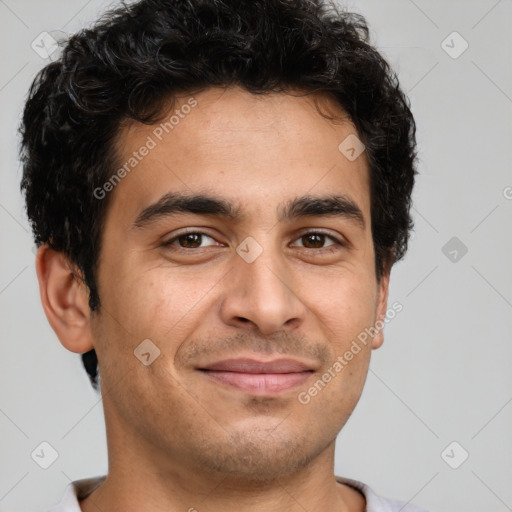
[79,395,365,512]
[79,440,365,512]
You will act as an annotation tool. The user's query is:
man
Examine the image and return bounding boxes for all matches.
[20,0,429,510]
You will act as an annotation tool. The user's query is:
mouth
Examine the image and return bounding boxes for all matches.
[197,358,316,395]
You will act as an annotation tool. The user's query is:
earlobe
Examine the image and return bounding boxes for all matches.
[35,244,95,354]
[371,267,391,350]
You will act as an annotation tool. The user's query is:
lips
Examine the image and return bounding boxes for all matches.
[200,358,312,373]
[198,358,315,395]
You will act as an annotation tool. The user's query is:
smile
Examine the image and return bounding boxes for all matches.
[198,358,315,395]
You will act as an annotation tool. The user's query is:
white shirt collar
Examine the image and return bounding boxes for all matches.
[46,474,429,512]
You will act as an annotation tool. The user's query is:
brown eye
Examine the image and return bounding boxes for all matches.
[301,233,326,249]
[292,231,341,250]
[162,232,217,249]
[176,233,202,248]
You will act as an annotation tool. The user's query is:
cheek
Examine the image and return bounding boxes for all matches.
[305,270,378,343]
[103,267,221,348]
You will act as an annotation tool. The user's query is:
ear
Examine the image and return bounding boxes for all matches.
[371,264,391,350]
[35,244,95,354]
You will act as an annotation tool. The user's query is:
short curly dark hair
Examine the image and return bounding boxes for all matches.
[19,0,418,392]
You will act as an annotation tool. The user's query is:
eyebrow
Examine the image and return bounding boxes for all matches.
[131,192,366,230]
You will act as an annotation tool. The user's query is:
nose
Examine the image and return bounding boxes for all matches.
[219,239,307,336]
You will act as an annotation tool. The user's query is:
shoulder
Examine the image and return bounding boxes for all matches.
[46,475,106,512]
[336,475,432,512]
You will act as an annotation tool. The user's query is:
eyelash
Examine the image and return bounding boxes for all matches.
[161,230,345,253]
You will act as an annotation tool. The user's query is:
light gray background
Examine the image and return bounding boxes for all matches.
[1,1,511,511]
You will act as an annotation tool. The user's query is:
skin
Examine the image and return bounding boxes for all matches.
[36,86,391,512]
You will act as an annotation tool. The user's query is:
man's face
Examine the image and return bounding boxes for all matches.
[90,86,389,481]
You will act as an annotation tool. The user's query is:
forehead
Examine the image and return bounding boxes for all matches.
[105,86,371,230]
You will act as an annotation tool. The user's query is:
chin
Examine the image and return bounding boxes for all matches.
[188,425,327,482]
